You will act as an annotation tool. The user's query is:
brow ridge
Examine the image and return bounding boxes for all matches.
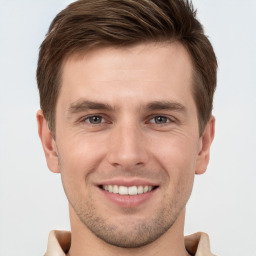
[146,101,186,112]
[67,99,186,115]
[68,99,114,114]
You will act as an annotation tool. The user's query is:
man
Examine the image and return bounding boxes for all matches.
[36,0,217,255]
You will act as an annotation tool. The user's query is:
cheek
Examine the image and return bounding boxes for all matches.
[56,137,105,197]
[58,133,107,170]
[151,133,198,197]
[152,133,199,173]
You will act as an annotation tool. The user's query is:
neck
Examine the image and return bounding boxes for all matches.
[67,206,189,256]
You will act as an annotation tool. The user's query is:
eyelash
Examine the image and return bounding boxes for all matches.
[80,114,175,126]
[147,115,174,125]
[82,115,108,125]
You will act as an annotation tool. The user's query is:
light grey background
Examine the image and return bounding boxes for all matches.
[0,0,255,255]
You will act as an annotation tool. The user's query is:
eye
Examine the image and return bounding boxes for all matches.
[84,115,105,124]
[150,116,170,124]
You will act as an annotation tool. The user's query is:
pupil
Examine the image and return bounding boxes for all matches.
[90,116,101,124]
[156,116,167,124]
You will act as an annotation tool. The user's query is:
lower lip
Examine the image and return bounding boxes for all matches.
[100,188,157,208]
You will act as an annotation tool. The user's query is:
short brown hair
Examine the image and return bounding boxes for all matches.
[37,0,217,137]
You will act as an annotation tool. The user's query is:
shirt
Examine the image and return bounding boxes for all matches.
[44,230,215,256]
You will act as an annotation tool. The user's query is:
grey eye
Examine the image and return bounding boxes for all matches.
[152,116,169,124]
[86,116,103,124]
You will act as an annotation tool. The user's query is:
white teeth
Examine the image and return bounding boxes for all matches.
[119,186,128,195]
[102,185,154,195]
[128,186,137,195]
[137,186,144,194]
[113,185,119,193]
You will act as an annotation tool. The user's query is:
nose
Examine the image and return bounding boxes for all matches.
[106,123,149,169]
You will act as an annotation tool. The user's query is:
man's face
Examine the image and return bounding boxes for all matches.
[41,42,213,247]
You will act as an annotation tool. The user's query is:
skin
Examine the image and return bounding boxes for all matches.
[37,42,215,256]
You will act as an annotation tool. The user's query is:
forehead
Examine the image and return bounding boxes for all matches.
[59,42,194,109]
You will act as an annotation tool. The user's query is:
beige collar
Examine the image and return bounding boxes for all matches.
[45,230,215,256]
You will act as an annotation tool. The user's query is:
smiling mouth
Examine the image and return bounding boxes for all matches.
[100,185,158,195]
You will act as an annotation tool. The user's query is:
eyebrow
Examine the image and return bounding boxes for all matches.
[68,99,114,114]
[67,99,187,115]
[146,101,187,113]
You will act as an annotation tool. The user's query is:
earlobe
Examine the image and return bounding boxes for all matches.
[195,116,215,175]
[36,110,60,173]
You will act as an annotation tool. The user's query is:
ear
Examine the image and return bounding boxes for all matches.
[36,110,60,173]
[195,116,215,175]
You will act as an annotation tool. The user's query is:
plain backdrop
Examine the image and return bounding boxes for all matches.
[0,0,256,255]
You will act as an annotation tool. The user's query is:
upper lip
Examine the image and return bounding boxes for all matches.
[96,178,159,187]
